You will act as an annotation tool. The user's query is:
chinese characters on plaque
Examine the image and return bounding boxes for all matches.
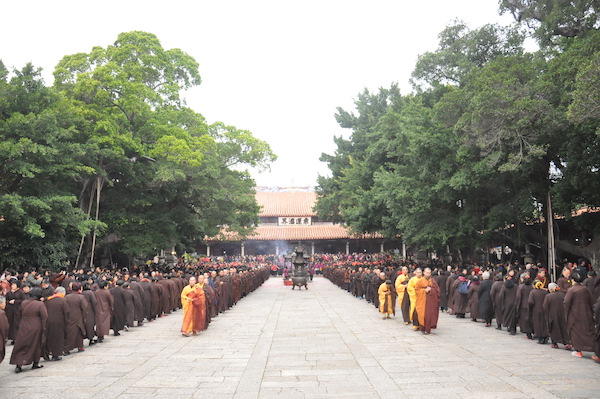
[279,217,311,226]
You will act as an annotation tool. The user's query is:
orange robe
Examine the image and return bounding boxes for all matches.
[181,284,206,334]
[415,276,441,333]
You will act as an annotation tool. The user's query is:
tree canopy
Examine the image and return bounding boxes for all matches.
[0,32,276,269]
[316,5,600,268]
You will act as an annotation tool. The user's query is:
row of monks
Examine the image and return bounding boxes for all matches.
[324,265,441,335]
[324,263,600,363]
[0,265,271,373]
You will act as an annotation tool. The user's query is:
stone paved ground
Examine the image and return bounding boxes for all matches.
[1,276,599,399]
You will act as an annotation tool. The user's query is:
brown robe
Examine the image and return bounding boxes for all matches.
[490,280,504,326]
[123,288,135,327]
[44,295,69,357]
[157,279,171,315]
[82,289,97,340]
[0,308,8,363]
[528,288,548,338]
[110,285,127,332]
[543,291,570,345]
[128,282,145,323]
[64,292,88,352]
[516,283,533,334]
[564,284,596,352]
[451,278,469,314]
[10,299,47,366]
[415,276,440,333]
[499,279,518,332]
[467,283,479,320]
[94,289,114,337]
[5,289,26,341]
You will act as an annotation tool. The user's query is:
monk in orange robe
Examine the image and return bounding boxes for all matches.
[180,277,206,337]
[415,268,441,335]
[378,276,397,319]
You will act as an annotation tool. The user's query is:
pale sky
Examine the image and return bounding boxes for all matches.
[1,0,512,187]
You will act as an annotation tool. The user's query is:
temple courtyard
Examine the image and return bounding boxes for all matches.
[0,276,598,398]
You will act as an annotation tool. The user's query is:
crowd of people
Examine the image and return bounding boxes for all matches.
[324,258,600,363]
[0,260,271,373]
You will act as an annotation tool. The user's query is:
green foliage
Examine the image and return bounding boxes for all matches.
[0,31,275,269]
[499,0,600,45]
[317,16,600,262]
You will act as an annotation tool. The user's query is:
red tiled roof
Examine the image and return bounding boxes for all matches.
[256,191,317,217]
[206,225,383,242]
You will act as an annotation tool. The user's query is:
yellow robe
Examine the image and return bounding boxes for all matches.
[395,274,409,308]
[180,284,197,333]
[378,282,394,314]
[407,276,420,321]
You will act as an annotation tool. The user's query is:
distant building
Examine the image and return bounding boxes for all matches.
[204,188,402,256]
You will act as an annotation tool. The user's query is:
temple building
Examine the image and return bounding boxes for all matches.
[204,187,402,256]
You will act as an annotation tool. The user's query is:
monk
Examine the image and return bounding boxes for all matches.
[593,295,600,363]
[181,276,207,336]
[395,267,410,324]
[564,271,596,358]
[543,283,572,350]
[414,268,440,335]
[490,273,503,329]
[407,268,423,331]
[528,281,548,344]
[64,282,88,355]
[94,280,114,343]
[44,286,69,360]
[478,272,494,327]
[557,267,573,293]
[0,296,8,363]
[10,287,47,373]
[378,278,396,319]
[499,272,518,335]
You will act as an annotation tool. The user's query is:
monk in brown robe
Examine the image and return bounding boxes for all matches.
[82,283,97,344]
[128,279,145,326]
[564,272,596,358]
[543,283,571,350]
[528,281,549,344]
[0,296,8,363]
[415,268,440,335]
[593,295,600,363]
[490,273,504,329]
[44,287,69,360]
[557,267,573,293]
[10,287,47,373]
[110,280,127,335]
[378,278,396,319]
[94,280,114,343]
[467,276,480,322]
[64,282,88,355]
[516,274,534,339]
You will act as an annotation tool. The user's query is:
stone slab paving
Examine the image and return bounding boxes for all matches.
[0,276,599,398]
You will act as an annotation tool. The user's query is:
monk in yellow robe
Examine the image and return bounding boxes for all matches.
[415,267,441,335]
[180,277,206,336]
[378,275,397,319]
[407,268,423,330]
[395,267,410,324]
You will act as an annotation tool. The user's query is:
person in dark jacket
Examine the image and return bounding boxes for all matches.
[528,281,549,344]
